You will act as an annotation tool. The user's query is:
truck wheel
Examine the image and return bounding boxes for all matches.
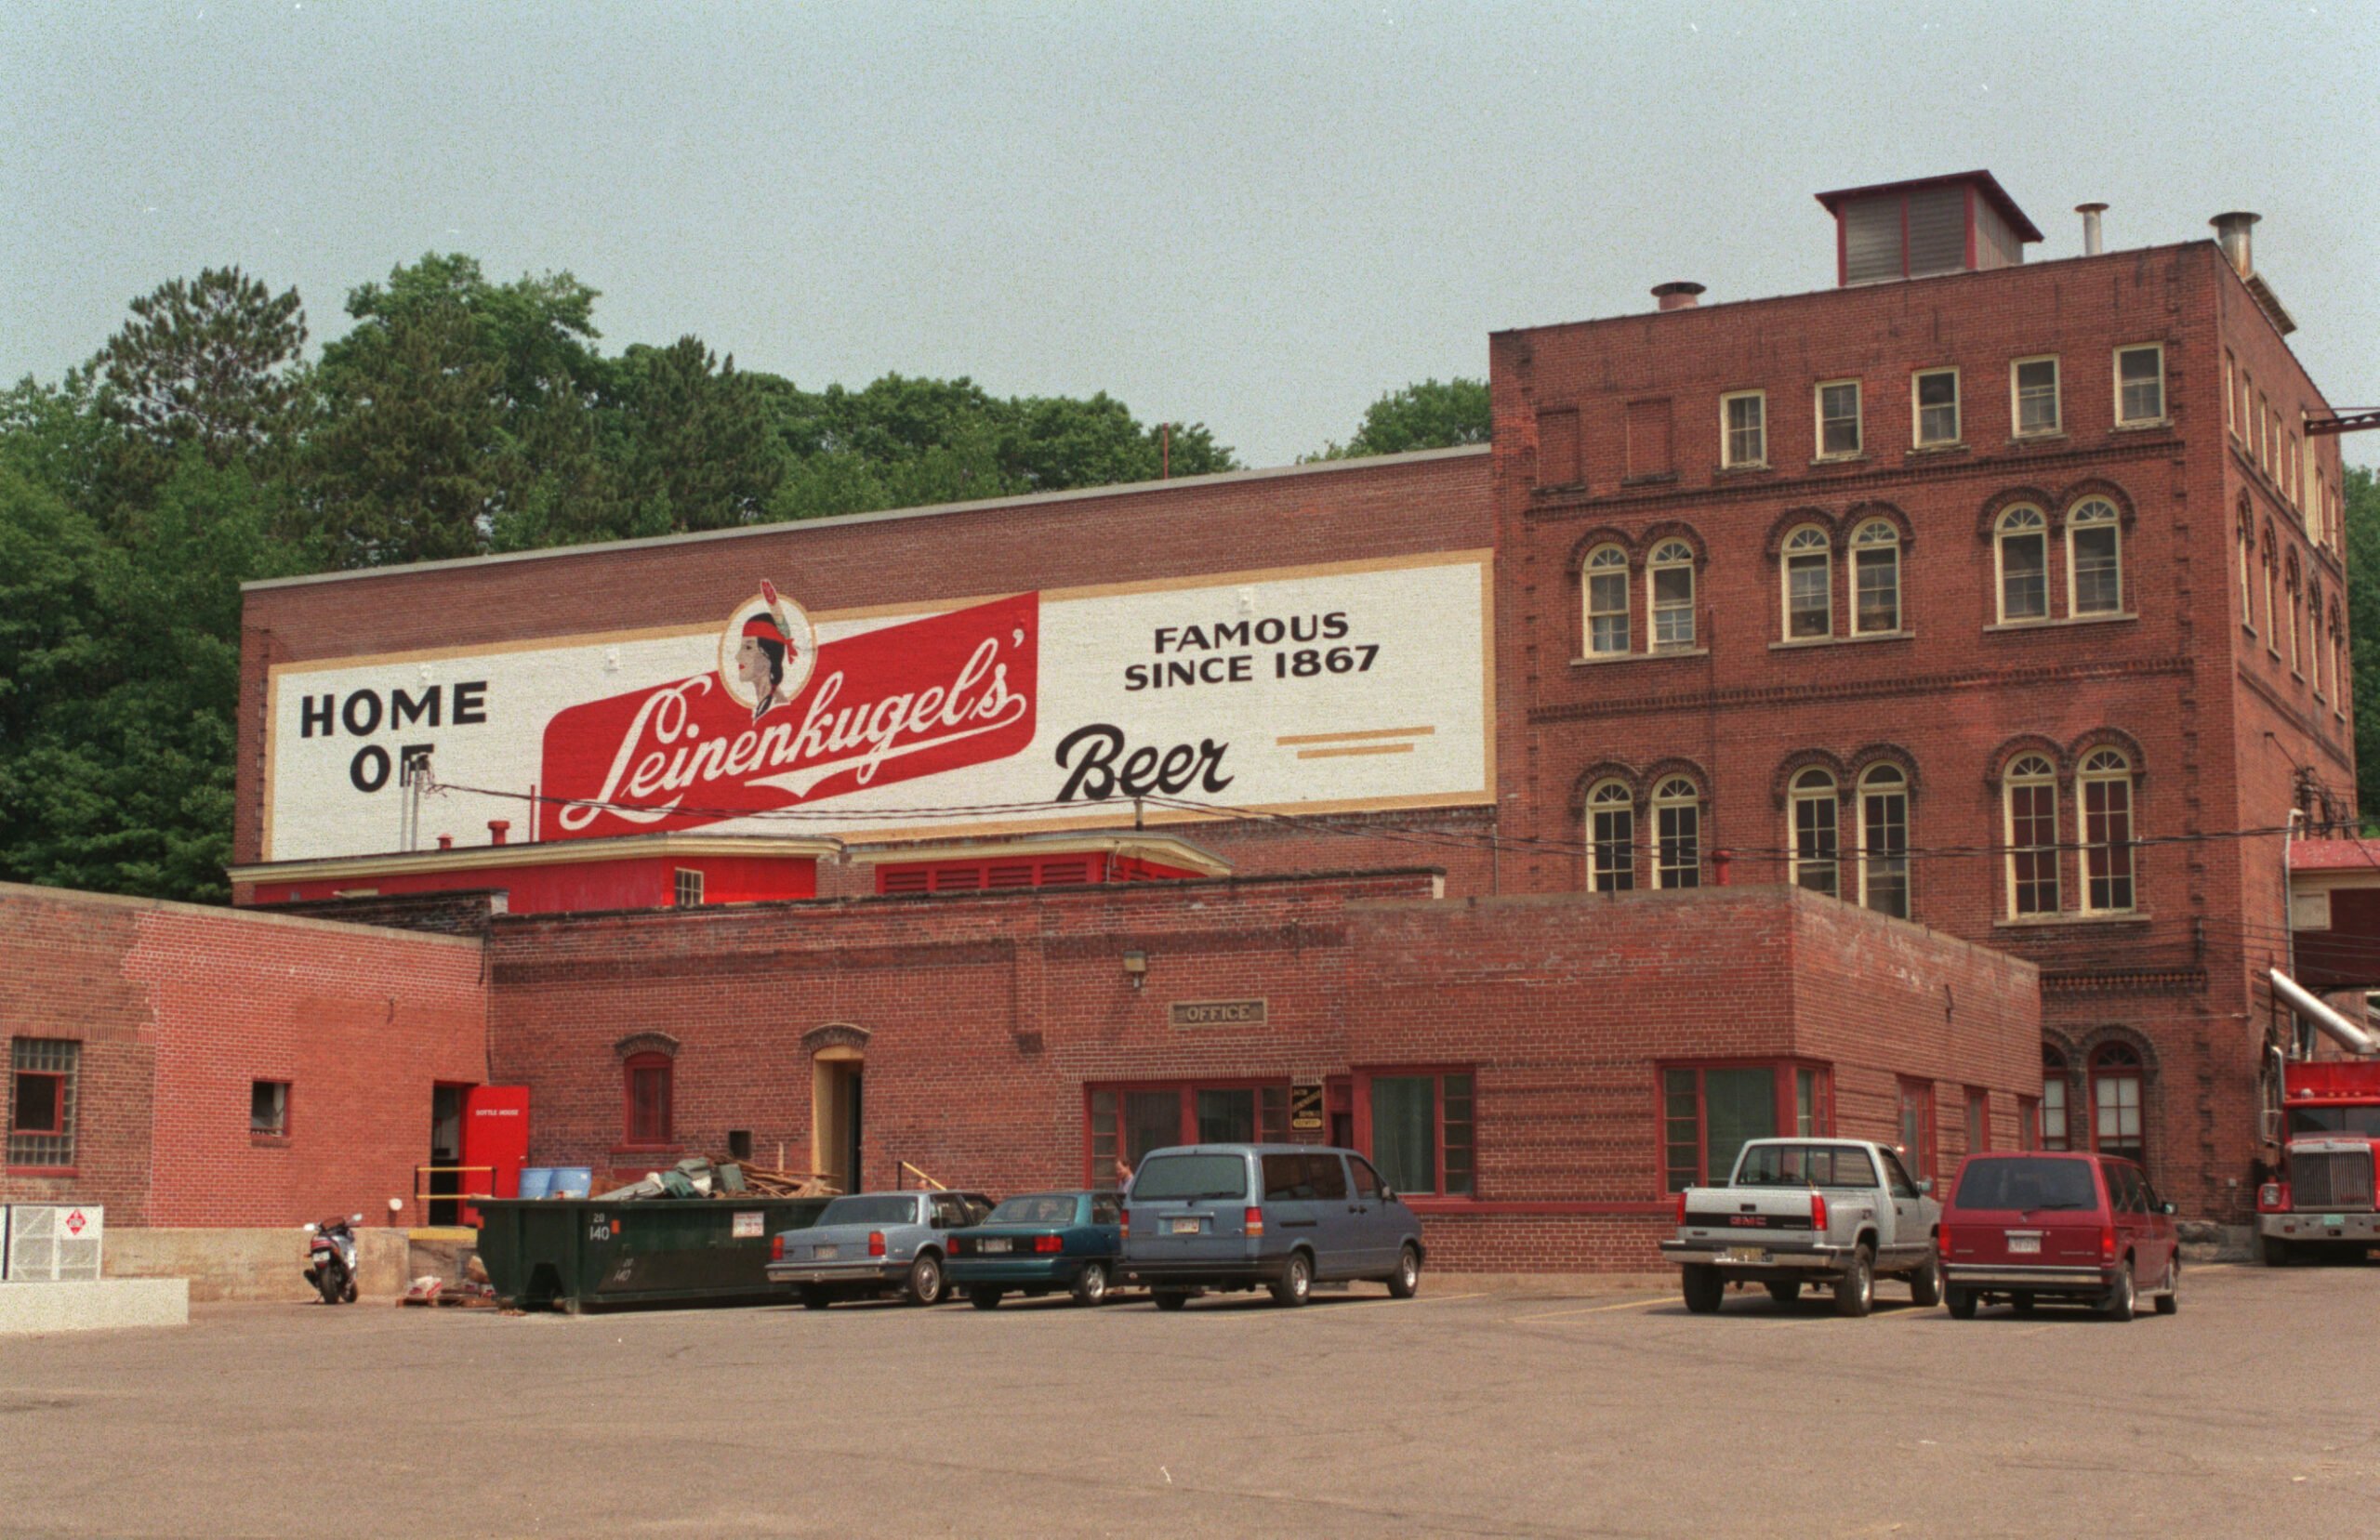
[1763,1281,1801,1306]
[799,1286,833,1310]
[1681,1264,1726,1314]
[1908,1250,1944,1308]
[1268,1251,1313,1307]
[2260,1234,2293,1268]
[2153,1256,2179,1316]
[905,1253,945,1307]
[2101,1260,2136,1322]
[1946,1287,1977,1320]
[1833,1246,1874,1318]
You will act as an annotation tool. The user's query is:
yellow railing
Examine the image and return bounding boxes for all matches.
[414,1165,496,1210]
[898,1161,947,1191]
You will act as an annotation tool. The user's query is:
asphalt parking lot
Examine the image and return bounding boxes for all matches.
[5,1262,2377,1538]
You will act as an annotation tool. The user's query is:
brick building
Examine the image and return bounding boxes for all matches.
[7,169,2354,1275]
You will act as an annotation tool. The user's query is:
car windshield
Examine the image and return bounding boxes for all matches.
[1732,1145,1879,1188]
[1952,1157,2098,1211]
[985,1195,1078,1225]
[818,1195,919,1226]
[1131,1154,1249,1202]
[2288,1106,2380,1138]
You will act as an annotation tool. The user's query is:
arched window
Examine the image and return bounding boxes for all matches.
[2262,530,2279,653]
[2067,498,2122,615]
[1995,507,2049,623]
[2078,748,2136,914]
[2090,1042,2146,1165]
[625,1051,674,1147]
[1782,525,1831,639]
[1587,780,1635,892]
[1857,764,1910,918]
[2041,1044,2070,1152]
[2286,554,2304,676]
[1851,520,1901,635]
[1648,540,1697,651]
[1789,768,1839,897]
[2310,580,2327,698]
[2004,754,2060,916]
[1653,776,1701,889]
[2238,510,2254,630]
[1584,545,1631,656]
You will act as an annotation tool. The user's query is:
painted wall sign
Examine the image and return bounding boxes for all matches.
[1289,1084,1325,1131]
[1169,999,1268,1029]
[259,551,1493,861]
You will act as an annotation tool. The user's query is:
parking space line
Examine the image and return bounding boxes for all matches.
[1412,1291,1486,1305]
[1507,1296,1665,1321]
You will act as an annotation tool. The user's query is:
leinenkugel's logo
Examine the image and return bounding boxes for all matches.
[539,585,1039,839]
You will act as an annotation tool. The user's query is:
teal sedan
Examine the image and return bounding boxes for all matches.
[946,1191,1123,1308]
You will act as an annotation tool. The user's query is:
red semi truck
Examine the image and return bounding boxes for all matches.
[2258,1059,2380,1264]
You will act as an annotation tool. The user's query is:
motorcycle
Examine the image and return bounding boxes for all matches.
[302,1214,364,1304]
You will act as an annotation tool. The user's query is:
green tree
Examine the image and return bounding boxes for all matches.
[598,337,786,538]
[1307,377,1491,460]
[97,267,310,473]
[2344,465,2380,823]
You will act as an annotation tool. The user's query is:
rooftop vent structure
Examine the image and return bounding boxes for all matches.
[1815,170,2043,287]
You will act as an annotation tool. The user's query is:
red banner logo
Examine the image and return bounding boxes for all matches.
[540,591,1039,838]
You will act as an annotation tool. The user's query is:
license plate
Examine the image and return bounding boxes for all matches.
[813,1244,839,1259]
[2009,1235,2041,1255]
[1720,1246,1767,1265]
[1170,1218,1202,1235]
[2324,1215,2345,1228]
[981,1238,1012,1253]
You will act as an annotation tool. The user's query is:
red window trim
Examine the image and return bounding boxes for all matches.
[1350,1065,1477,1200]
[1964,1086,1991,1155]
[1082,1078,1288,1186]
[2016,1093,2042,1152]
[9,1070,67,1136]
[1655,1058,1836,1195]
[623,1052,675,1148]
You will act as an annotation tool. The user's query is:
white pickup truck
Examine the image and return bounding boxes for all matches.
[1659,1138,1942,1317]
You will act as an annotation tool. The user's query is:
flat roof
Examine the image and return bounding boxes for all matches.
[240,443,1489,594]
[229,832,842,886]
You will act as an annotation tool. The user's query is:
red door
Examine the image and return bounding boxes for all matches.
[460,1086,532,1227]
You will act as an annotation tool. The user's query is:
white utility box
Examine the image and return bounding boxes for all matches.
[2,1204,105,1282]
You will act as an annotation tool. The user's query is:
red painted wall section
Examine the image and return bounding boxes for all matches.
[262,853,817,914]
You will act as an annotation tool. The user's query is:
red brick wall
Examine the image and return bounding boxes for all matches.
[1,883,487,1228]
[1487,240,2345,1221]
[485,877,2035,1270]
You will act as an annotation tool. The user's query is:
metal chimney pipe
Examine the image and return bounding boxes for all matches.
[2271,967,2377,1055]
[2075,202,2107,257]
[2211,211,2260,277]
[1651,281,1706,312]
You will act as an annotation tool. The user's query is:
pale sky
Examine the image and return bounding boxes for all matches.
[5,1,2375,470]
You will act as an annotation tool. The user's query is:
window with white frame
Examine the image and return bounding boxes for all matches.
[2116,345,2165,425]
[1913,369,1960,446]
[1995,507,2049,622]
[2067,498,2122,615]
[1858,764,1911,919]
[1782,525,1831,639]
[1653,777,1701,889]
[2287,559,2304,675]
[1851,520,1900,634]
[2013,357,2061,436]
[2287,433,2300,506]
[2041,1044,2070,1151]
[1722,391,1767,467]
[2311,583,2326,697]
[2078,749,2135,913]
[1648,540,1696,651]
[1583,545,1630,656]
[2224,351,2236,437]
[1587,781,1635,892]
[1789,769,1840,898]
[2238,513,2254,630]
[2004,755,2061,916]
[1817,380,1862,457]
[673,868,704,907]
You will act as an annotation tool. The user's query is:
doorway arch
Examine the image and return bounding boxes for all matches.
[803,1024,869,1192]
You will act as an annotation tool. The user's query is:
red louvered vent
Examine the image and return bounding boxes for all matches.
[1038,860,1093,886]
[880,869,932,894]
[932,865,984,892]
[985,862,1037,888]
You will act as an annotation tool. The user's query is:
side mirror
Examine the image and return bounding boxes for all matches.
[2162,1202,2177,1216]
[1379,1186,1396,1204]
[1917,1178,1934,1195]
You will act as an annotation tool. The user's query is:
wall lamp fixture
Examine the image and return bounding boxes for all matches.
[1122,951,1148,990]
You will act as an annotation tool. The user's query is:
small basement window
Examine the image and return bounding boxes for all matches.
[251,1080,291,1138]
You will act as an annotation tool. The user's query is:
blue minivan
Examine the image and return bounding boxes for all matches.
[1118,1144,1424,1309]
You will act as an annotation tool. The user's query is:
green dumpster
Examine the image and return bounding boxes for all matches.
[475,1196,832,1313]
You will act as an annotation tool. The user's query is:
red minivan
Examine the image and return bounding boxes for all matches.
[1937,1152,2179,1321]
